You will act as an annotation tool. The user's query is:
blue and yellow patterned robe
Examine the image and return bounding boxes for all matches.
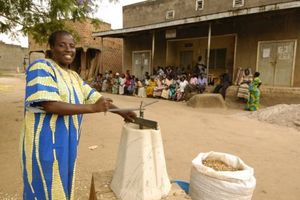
[21,59,101,200]
[246,77,262,111]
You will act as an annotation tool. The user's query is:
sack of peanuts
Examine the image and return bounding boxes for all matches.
[189,151,256,200]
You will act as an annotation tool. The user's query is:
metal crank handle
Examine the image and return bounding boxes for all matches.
[142,100,159,108]
[108,108,144,112]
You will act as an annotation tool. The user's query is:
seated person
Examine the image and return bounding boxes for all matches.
[146,76,157,97]
[91,73,103,91]
[213,71,231,99]
[176,76,188,101]
[136,78,146,98]
[185,74,199,94]
[112,72,120,94]
[126,75,136,95]
[161,75,173,99]
[197,73,207,94]
[118,74,126,95]
[153,76,165,97]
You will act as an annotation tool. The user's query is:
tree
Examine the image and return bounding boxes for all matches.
[0,0,118,43]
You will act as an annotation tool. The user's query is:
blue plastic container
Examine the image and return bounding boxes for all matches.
[171,179,190,194]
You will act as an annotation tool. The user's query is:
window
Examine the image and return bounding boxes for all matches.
[233,0,244,8]
[206,48,227,69]
[166,10,175,20]
[196,0,204,10]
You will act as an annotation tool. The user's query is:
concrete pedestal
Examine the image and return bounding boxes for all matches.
[110,123,171,200]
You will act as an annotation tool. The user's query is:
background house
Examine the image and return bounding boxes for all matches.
[94,0,300,87]
[0,41,28,72]
[29,18,123,80]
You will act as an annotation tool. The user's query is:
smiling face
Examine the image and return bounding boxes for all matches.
[50,33,76,68]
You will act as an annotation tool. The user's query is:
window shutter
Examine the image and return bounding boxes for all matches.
[166,10,175,20]
[196,0,204,10]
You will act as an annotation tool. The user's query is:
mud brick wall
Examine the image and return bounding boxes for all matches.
[0,42,28,72]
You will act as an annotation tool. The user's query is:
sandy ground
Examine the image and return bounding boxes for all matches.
[0,74,300,200]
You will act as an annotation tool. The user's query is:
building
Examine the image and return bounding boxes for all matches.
[93,0,300,87]
[29,19,123,80]
[0,41,28,72]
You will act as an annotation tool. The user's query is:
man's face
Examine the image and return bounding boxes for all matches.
[51,33,76,68]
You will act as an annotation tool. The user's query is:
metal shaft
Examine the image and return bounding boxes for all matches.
[108,108,144,112]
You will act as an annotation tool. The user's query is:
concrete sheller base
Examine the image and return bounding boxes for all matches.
[110,123,172,200]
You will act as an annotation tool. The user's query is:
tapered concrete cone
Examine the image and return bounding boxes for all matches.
[110,123,171,200]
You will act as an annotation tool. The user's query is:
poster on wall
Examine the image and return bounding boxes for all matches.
[262,48,270,58]
[144,59,148,65]
[135,59,141,65]
[277,45,290,60]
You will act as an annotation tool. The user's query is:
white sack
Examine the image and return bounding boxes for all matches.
[189,151,256,200]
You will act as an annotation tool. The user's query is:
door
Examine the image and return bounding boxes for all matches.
[257,41,296,86]
[132,51,151,80]
[180,51,193,69]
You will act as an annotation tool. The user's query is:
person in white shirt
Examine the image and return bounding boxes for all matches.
[176,76,189,101]
[118,74,126,95]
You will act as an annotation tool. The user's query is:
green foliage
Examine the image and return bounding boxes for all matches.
[0,0,118,43]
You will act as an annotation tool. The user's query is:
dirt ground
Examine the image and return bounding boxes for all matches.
[0,74,300,200]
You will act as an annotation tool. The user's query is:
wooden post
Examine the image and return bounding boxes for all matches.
[100,37,104,74]
[80,49,87,79]
[207,23,211,77]
[94,51,101,77]
[151,31,155,75]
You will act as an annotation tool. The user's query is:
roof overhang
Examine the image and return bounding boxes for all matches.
[92,1,300,38]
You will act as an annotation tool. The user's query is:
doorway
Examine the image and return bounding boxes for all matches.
[132,51,151,80]
[257,40,296,86]
[180,51,193,69]
[166,35,235,78]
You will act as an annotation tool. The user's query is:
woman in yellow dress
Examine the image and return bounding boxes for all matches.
[21,30,136,200]
[146,76,157,97]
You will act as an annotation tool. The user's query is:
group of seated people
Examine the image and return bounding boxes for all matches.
[90,66,209,101]
[91,65,261,110]
[90,66,261,110]
[144,73,208,101]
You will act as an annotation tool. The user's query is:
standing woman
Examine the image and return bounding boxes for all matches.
[21,30,136,200]
[237,68,253,101]
[246,72,262,111]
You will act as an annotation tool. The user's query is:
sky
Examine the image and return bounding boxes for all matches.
[0,0,145,48]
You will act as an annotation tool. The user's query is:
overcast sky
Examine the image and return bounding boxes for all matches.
[0,0,145,47]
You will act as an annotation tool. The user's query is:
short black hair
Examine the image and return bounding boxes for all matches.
[48,30,72,48]
[254,72,260,77]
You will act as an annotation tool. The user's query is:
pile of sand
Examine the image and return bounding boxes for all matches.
[247,104,300,130]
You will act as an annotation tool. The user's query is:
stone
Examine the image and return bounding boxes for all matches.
[187,93,227,108]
